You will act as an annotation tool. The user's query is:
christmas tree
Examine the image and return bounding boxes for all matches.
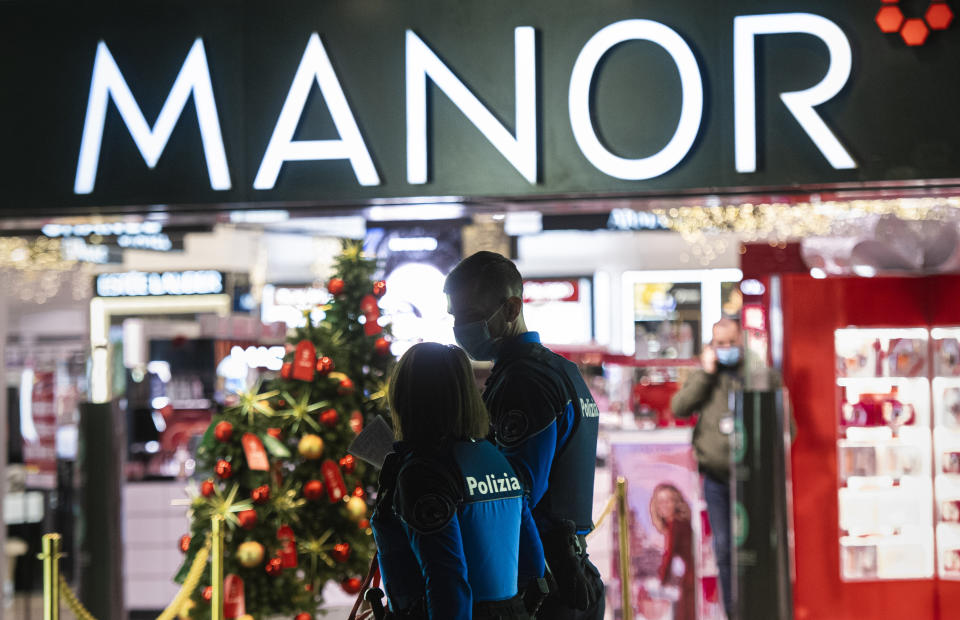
[175,240,394,620]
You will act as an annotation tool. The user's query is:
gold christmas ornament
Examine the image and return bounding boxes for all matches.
[298,434,325,460]
[345,496,367,521]
[237,541,266,567]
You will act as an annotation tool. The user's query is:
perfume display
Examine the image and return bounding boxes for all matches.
[835,328,934,581]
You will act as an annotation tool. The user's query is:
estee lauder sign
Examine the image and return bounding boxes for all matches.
[2,0,959,212]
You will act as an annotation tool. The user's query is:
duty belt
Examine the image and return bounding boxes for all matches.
[574,533,588,555]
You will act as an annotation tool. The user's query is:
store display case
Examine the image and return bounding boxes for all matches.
[835,328,934,580]
[932,327,960,579]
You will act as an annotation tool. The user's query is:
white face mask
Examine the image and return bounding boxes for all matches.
[452,303,505,361]
[715,346,741,366]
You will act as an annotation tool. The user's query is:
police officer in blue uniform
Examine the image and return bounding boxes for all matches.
[444,252,605,620]
[372,342,544,619]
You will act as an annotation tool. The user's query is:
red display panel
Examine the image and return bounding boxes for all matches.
[782,275,960,620]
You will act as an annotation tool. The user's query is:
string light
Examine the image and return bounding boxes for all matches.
[0,236,94,303]
[655,196,960,244]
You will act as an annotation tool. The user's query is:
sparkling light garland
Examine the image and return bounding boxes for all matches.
[655,197,960,241]
[0,236,94,303]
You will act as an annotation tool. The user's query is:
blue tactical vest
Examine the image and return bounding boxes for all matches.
[371,439,526,615]
[484,340,600,533]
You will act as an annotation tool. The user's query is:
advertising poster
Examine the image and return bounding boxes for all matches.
[608,433,725,620]
[24,370,58,489]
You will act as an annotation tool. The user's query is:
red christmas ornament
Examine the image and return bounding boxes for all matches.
[373,280,386,298]
[251,485,270,504]
[295,614,312,620]
[202,586,213,602]
[319,408,339,428]
[281,362,293,379]
[201,480,216,497]
[374,337,391,356]
[303,480,325,501]
[360,294,379,316]
[339,454,357,474]
[358,518,370,530]
[237,509,258,530]
[338,377,355,395]
[214,421,234,442]
[266,427,283,439]
[352,486,365,499]
[364,320,383,336]
[179,534,191,553]
[292,340,317,382]
[322,459,348,502]
[327,277,345,295]
[223,574,246,618]
[215,459,233,479]
[331,543,351,563]
[349,410,364,434]
[341,577,363,594]
[265,557,283,577]
[277,525,298,569]
[315,356,334,375]
[242,433,270,471]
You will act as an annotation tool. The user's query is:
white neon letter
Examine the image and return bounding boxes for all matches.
[734,13,855,173]
[406,27,537,184]
[569,20,703,181]
[74,39,230,194]
[254,33,380,189]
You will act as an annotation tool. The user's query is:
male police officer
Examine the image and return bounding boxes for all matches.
[445,252,604,620]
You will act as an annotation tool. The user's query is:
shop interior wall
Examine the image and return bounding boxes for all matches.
[515,229,741,352]
[782,274,960,620]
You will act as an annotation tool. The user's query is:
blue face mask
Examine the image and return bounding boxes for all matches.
[453,304,505,361]
[715,346,742,367]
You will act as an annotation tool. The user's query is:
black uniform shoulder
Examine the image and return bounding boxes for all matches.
[394,453,463,534]
[486,345,570,447]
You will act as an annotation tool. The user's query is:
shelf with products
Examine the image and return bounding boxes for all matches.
[932,327,960,579]
[835,327,934,582]
[840,531,936,581]
[838,429,930,485]
[839,480,933,536]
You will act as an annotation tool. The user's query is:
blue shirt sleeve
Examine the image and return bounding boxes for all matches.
[503,420,557,507]
[502,399,576,508]
[405,514,472,620]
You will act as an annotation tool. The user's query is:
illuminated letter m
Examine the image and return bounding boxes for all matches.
[74,39,231,194]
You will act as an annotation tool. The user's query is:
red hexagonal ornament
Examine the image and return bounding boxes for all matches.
[926,2,954,30]
[876,5,905,33]
[901,17,930,45]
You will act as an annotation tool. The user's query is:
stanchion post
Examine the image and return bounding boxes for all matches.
[41,533,62,620]
[211,516,225,620]
[616,477,633,620]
